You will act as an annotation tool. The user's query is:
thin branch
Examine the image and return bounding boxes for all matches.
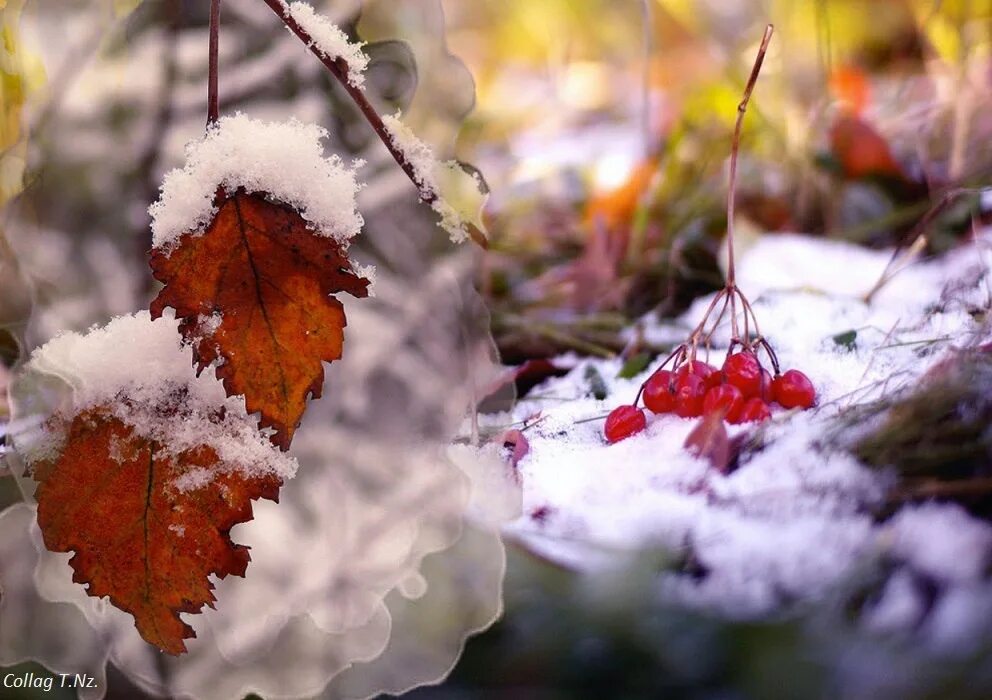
[207,0,221,126]
[726,24,773,286]
[260,0,487,247]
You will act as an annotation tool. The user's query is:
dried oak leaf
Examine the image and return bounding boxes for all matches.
[150,190,370,449]
[32,407,281,655]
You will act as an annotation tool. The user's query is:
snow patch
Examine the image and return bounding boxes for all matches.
[494,231,992,630]
[149,113,364,251]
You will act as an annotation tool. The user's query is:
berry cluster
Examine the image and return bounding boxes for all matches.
[603,346,816,443]
[597,25,813,446]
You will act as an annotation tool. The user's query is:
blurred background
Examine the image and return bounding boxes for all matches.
[2,0,992,698]
[444,0,992,363]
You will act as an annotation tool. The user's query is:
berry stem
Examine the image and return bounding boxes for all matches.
[260,0,487,248]
[207,0,221,127]
[634,344,686,406]
[726,24,773,287]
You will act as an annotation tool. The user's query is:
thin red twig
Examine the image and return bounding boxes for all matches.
[259,0,487,247]
[726,24,773,286]
[207,0,221,126]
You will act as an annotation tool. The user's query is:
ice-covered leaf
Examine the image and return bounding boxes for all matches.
[150,190,370,449]
[31,407,282,655]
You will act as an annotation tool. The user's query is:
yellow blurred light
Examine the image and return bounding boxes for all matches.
[559,61,612,111]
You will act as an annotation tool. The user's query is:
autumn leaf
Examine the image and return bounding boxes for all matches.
[829,114,904,181]
[150,189,370,449]
[683,410,730,472]
[31,407,281,655]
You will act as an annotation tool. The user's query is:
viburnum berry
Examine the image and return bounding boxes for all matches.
[723,351,762,397]
[758,368,773,402]
[703,368,724,391]
[675,373,706,418]
[604,405,647,443]
[676,360,717,383]
[737,397,771,423]
[703,384,744,422]
[772,369,816,409]
[643,370,677,414]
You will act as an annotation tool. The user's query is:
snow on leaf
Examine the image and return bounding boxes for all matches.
[31,407,282,655]
[148,114,364,252]
[150,190,370,449]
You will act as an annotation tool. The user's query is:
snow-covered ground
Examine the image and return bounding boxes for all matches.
[490,231,992,649]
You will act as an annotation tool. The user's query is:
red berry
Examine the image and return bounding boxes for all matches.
[676,360,717,382]
[703,369,725,391]
[772,369,817,409]
[643,370,677,414]
[675,373,706,418]
[703,384,744,422]
[737,397,772,423]
[723,351,762,397]
[759,368,773,402]
[604,405,647,443]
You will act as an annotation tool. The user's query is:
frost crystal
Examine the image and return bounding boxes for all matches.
[149,113,364,251]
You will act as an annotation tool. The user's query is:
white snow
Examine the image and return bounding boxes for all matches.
[381,113,488,244]
[20,310,297,490]
[149,113,364,251]
[494,231,992,627]
[283,2,369,89]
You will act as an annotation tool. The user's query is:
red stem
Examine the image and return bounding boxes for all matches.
[726,24,773,286]
[207,0,221,126]
[259,0,487,247]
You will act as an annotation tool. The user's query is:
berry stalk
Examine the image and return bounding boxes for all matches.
[726,24,773,287]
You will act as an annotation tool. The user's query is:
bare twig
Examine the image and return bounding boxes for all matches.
[260,0,487,247]
[726,24,773,286]
[207,0,221,126]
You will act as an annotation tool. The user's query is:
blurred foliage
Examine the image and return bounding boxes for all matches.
[854,343,992,518]
[0,0,44,205]
[441,0,992,362]
[405,546,992,700]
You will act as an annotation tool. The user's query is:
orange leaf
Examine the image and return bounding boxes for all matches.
[32,407,281,655]
[829,65,870,115]
[829,114,904,180]
[150,190,370,449]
